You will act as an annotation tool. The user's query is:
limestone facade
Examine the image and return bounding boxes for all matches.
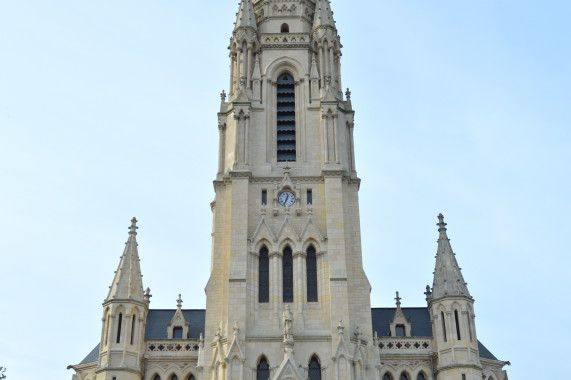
[68,1,510,380]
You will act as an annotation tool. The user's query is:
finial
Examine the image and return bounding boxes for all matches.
[240,76,246,89]
[129,217,138,236]
[144,287,152,303]
[177,294,183,309]
[424,285,432,302]
[395,291,402,308]
[325,75,332,88]
[338,320,345,335]
[437,213,447,232]
[345,88,351,101]
[220,90,227,102]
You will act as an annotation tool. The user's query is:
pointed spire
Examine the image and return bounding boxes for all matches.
[234,0,257,32]
[313,0,336,31]
[431,214,471,300]
[106,217,145,303]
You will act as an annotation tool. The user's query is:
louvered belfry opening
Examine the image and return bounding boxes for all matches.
[277,73,296,162]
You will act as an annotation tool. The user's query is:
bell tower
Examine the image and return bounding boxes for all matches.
[203,0,373,380]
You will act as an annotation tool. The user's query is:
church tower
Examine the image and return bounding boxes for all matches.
[203,0,372,379]
[95,218,150,380]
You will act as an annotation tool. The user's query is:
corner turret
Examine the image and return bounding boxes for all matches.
[427,214,482,380]
[95,218,148,380]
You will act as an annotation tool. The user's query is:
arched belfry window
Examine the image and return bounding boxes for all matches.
[417,373,427,380]
[306,246,318,302]
[282,246,293,302]
[281,23,290,33]
[170,376,178,380]
[116,313,123,343]
[455,309,462,340]
[153,375,161,380]
[276,73,296,162]
[188,376,196,380]
[257,357,270,380]
[400,373,410,380]
[441,311,447,342]
[383,374,392,380]
[308,356,321,380]
[259,247,269,303]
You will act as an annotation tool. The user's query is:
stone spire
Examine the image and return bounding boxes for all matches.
[234,0,257,32]
[105,217,145,303]
[313,0,336,31]
[431,214,471,300]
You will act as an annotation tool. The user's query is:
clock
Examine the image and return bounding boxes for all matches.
[278,191,296,207]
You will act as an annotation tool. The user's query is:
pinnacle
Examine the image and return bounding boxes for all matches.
[234,0,257,31]
[313,0,336,31]
[431,214,471,300]
[105,217,145,303]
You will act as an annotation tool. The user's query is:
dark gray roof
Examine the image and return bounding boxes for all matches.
[371,307,498,360]
[478,341,498,360]
[372,307,433,337]
[145,309,206,339]
[78,307,498,365]
[79,343,100,365]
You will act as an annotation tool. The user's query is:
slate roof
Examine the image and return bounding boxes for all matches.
[78,307,497,365]
[145,309,206,339]
[371,307,498,360]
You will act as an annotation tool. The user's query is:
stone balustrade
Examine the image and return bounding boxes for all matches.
[378,337,432,354]
[146,340,200,356]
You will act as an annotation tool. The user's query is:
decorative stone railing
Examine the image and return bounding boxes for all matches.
[146,340,200,355]
[378,337,432,354]
[261,34,310,46]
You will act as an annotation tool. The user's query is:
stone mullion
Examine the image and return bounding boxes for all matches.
[293,251,306,316]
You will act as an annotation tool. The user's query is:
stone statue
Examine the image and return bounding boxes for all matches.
[282,305,293,341]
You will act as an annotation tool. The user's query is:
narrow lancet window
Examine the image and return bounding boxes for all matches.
[306,246,318,302]
[282,247,293,302]
[307,189,313,205]
[130,315,136,345]
[467,311,473,341]
[277,73,296,162]
[308,356,321,380]
[262,190,267,205]
[257,358,270,380]
[116,313,123,344]
[259,247,269,303]
[455,309,461,340]
[441,312,447,342]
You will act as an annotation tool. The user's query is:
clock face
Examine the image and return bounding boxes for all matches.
[278,191,296,207]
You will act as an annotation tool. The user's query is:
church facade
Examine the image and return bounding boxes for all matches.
[68,1,510,380]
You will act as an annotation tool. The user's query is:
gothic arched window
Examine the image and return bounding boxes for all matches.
[170,376,178,380]
[455,309,461,340]
[282,246,293,302]
[276,73,296,162]
[383,374,392,380]
[188,376,195,380]
[257,357,270,380]
[281,23,290,33]
[259,247,269,303]
[417,373,427,380]
[116,313,123,343]
[130,314,136,345]
[308,356,321,380]
[306,246,318,302]
[441,311,447,342]
[153,376,161,380]
[400,373,410,380]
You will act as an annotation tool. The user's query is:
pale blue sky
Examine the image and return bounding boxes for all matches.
[0,1,569,379]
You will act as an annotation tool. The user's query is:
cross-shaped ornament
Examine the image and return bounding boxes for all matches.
[395,291,402,308]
